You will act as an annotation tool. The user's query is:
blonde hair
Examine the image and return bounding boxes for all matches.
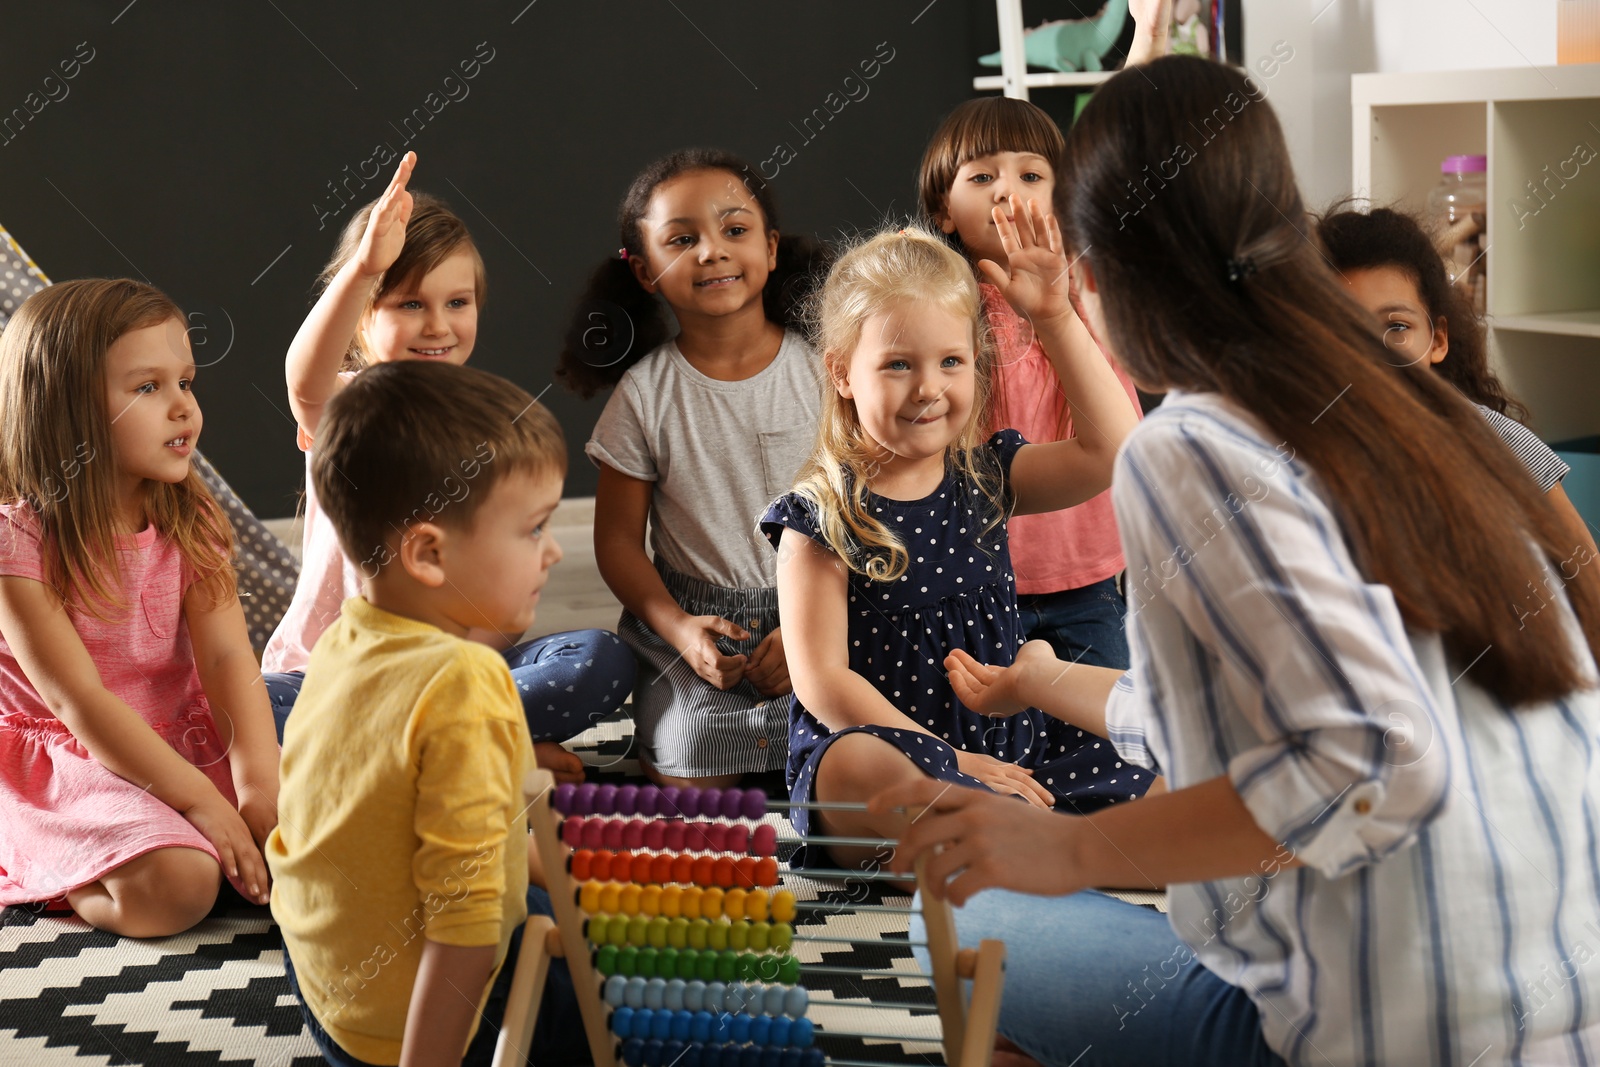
[319,191,487,369]
[0,280,234,617]
[792,226,1005,583]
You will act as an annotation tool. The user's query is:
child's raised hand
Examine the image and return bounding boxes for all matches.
[953,749,1056,809]
[183,792,272,904]
[745,626,792,698]
[676,615,750,690]
[354,152,417,278]
[977,195,1076,329]
[534,741,586,786]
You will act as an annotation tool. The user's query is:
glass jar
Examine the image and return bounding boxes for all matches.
[1426,154,1487,314]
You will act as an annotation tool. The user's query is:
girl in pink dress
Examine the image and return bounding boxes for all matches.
[0,279,279,937]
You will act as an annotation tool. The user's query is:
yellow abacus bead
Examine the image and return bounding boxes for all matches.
[745,890,770,922]
[667,916,690,949]
[662,885,684,919]
[609,917,631,947]
[647,916,669,948]
[708,919,730,952]
[579,881,603,915]
[771,922,794,951]
[641,884,663,917]
[600,883,623,914]
[701,887,725,920]
[771,890,797,924]
[620,884,643,917]
[729,920,751,951]
[724,888,748,922]
[584,915,607,944]
[687,918,710,950]
[749,921,771,952]
[627,916,650,947]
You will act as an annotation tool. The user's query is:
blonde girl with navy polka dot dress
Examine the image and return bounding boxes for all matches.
[761,217,1143,867]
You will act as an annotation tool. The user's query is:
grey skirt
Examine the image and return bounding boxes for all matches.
[619,558,789,778]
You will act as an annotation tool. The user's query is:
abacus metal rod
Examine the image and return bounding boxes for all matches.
[799,934,928,948]
[810,997,938,1014]
[811,1026,942,1044]
[801,964,935,980]
[793,902,916,915]
[790,867,906,882]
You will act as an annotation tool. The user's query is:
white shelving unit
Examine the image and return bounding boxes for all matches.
[1352,63,1600,442]
[975,0,1115,100]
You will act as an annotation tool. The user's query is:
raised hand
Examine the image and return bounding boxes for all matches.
[976,194,1076,328]
[676,614,750,690]
[354,152,418,278]
[954,749,1056,809]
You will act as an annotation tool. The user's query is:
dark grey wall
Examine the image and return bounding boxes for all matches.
[1,0,1123,515]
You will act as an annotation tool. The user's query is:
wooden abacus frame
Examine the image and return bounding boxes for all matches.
[492,769,1007,1067]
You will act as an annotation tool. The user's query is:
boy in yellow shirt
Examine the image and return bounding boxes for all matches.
[266,360,589,1066]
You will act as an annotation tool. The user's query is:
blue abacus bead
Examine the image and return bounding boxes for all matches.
[721,983,745,1014]
[729,1013,751,1044]
[699,788,722,820]
[761,1046,784,1067]
[780,1046,802,1067]
[613,1006,635,1037]
[710,1012,732,1044]
[701,1043,723,1067]
[623,1038,646,1067]
[691,1010,714,1043]
[743,983,766,1015]
[741,789,768,821]
[768,1017,792,1047]
[660,786,682,818]
[665,978,687,1012]
[639,785,661,817]
[749,1014,772,1047]
[632,1008,655,1040]
[685,980,707,1012]
[790,1018,814,1048]
[679,1042,703,1067]
[626,977,647,1009]
[705,982,726,1016]
[721,788,744,820]
[740,1044,763,1067]
[574,782,598,815]
[665,1040,686,1067]
[605,974,629,1007]
[553,782,577,814]
[783,986,808,1020]
[645,978,667,1010]
[762,985,785,1017]
[652,1009,674,1040]
[644,1038,664,1067]
[801,1047,825,1067]
[618,784,640,816]
[671,1009,693,1042]
[596,784,619,816]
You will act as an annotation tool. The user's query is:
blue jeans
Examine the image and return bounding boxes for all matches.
[282,886,590,1067]
[266,628,635,745]
[1017,576,1129,671]
[912,889,1285,1067]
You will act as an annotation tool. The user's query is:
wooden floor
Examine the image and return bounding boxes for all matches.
[262,496,627,641]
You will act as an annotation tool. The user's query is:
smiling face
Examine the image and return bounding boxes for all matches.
[835,301,978,493]
[438,467,565,639]
[103,315,200,527]
[361,247,480,365]
[938,151,1056,265]
[630,168,778,321]
[1343,265,1449,369]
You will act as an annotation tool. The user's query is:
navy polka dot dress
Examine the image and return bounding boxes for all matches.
[760,431,1143,850]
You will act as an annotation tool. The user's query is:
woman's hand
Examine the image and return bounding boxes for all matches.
[674,615,750,690]
[977,195,1077,328]
[953,749,1056,809]
[946,640,1057,718]
[354,152,417,278]
[869,777,1083,904]
[184,792,271,904]
[746,626,792,697]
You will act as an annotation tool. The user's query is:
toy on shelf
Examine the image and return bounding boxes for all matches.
[493,772,1008,1067]
[978,0,1131,73]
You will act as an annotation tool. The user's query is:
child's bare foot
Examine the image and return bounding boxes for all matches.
[534,741,585,784]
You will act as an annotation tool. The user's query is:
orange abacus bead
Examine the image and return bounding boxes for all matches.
[650,854,673,885]
[733,857,757,888]
[592,850,614,882]
[692,855,715,887]
[571,849,595,882]
[612,850,634,882]
[631,854,653,885]
[755,857,780,887]
[713,856,735,888]
[671,854,695,884]
[660,885,684,918]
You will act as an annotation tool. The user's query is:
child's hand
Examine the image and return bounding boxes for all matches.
[954,750,1056,809]
[235,777,279,856]
[946,642,1040,718]
[534,741,586,785]
[183,793,271,904]
[745,626,792,698]
[1128,0,1175,63]
[977,195,1076,329]
[675,615,750,690]
[354,152,417,278]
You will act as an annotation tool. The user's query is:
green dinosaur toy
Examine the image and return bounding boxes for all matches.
[978,0,1132,73]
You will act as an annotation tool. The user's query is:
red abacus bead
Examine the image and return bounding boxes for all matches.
[570,849,594,881]
[664,821,687,852]
[722,825,749,854]
[651,853,674,884]
[623,819,646,850]
[754,858,779,887]
[706,823,731,852]
[692,855,715,887]
[561,817,584,848]
[592,850,614,882]
[734,857,759,888]
[603,819,625,850]
[644,820,667,850]
[751,824,778,858]
[713,856,735,888]
[671,854,694,884]
[685,823,711,853]
[631,854,653,885]
[582,820,605,850]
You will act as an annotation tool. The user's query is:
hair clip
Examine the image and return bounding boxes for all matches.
[1225,256,1258,284]
[618,247,630,261]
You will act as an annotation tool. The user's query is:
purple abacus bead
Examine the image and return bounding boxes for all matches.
[741,788,768,821]
[660,786,682,818]
[596,784,619,816]
[582,819,606,850]
[561,816,584,848]
[751,824,778,858]
[664,820,687,852]
[574,782,599,815]
[623,818,646,850]
[639,785,662,817]
[644,820,667,850]
[618,784,640,816]
[700,788,722,819]
[720,789,744,820]
[553,782,577,814]
[678,788,700,819]
[723,824,750,854]
[603,819,625,850]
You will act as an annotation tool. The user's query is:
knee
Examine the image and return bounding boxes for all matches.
[108,848,221,937]
[815,733,915,799]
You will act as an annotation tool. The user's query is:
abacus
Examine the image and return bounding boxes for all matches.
[494,771,1006,1067]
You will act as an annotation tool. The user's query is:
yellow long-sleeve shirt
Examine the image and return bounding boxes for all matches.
[266,596,535,1065]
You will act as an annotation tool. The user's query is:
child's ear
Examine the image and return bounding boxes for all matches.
[767,229,779,272]
[934,196,957,236]
[397,522,449,588]
[1429,315,1450,365]
[629,252,656,295]
[827,353,854,399]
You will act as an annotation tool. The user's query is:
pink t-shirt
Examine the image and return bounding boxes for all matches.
[0,503,238,904]
[261,383,363,676]
[981,282,1143,595]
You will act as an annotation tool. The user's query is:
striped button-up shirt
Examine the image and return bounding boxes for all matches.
[1105,390,1600,1066]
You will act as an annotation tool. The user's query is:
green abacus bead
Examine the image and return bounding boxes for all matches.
[708,922,730,952]
[695,950,718,981]
[637,947,659,978]
[668,917,690,949]
[596,944,619,975]
[676,948,699,979]
[715,950,737,981]
[627,916,650,948]
[778,955,801,985]
[771,923,794,952]
[749,922,771,952]
[618,946,639,976]
[647,916,670,949]
[610,918,631,948]
[737,953,760,981]
[728,920,751,952]
[660,947,680,978]
[688,918,710,951]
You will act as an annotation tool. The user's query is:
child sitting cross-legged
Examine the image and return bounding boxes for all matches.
[266,359,587,1067]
